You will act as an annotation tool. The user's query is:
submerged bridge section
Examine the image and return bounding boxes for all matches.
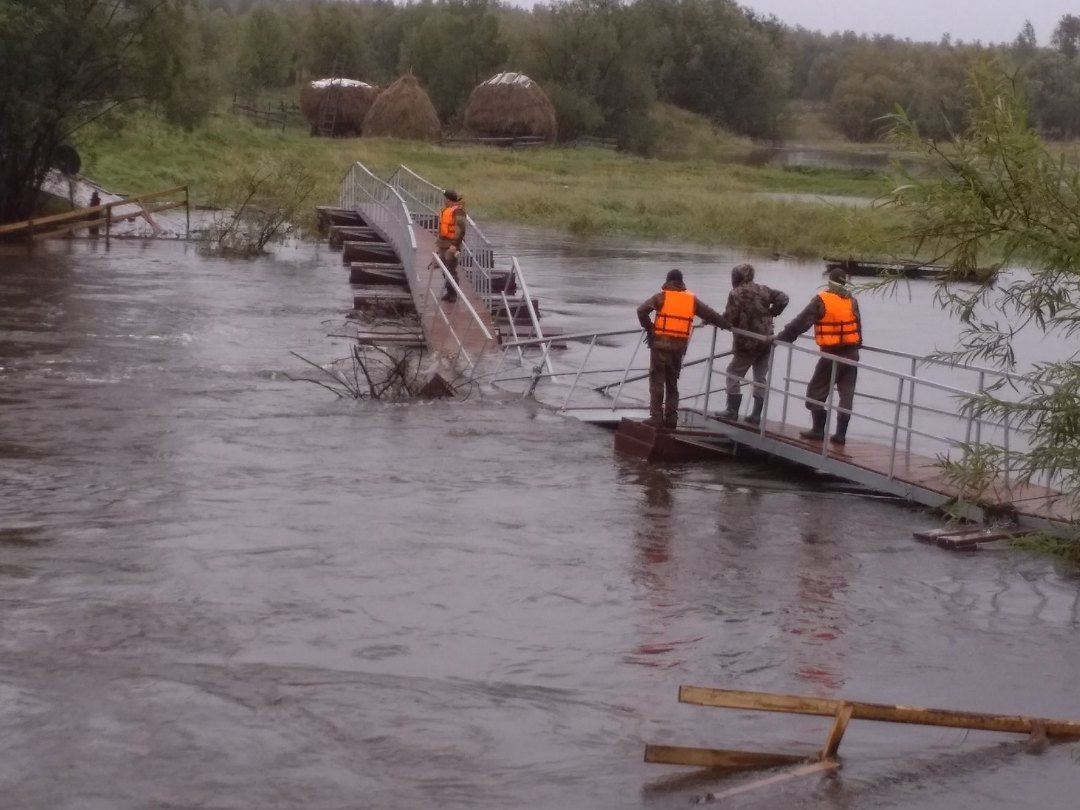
[321,161,1072,534]
[323,162,546,377]
[489,325,1075,533]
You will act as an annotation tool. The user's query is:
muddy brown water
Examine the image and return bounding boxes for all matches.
[1,233,1078,810]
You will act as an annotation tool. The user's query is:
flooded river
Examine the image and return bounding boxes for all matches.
[1,233,1078,809]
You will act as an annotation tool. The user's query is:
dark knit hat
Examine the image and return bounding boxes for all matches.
[665,268,684,285]
[443,189,461,202]
[826,267,849,286]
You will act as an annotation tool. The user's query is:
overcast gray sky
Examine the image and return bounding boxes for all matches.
[736,0,1069,44]
[507,2,1073,46]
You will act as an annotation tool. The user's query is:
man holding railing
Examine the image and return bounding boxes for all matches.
[772,268,863,445]
[637,269,729,430]
[437,189,467,302]
[718,263,789,424]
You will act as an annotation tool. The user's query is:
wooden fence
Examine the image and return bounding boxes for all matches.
[0,186,189,241]
[231,99,306,131]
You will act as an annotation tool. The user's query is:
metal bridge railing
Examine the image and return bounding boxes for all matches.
[339,162,416,275]
[387,165,497,298]
[489,324,1066,497]
[341,162,494,369]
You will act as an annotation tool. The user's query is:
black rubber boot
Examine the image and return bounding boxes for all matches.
[800,409,827,439]
[744,396,765,425]
[830,414,850,445]
[720,393,742,420]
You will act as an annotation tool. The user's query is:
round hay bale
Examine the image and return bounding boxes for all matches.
[362,74,441,142]
[464,72,557,142]
[299,78,380,137]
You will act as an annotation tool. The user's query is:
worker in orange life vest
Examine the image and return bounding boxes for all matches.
[773,268,863,445]
[437,189,467,302]
[636,269,729,430]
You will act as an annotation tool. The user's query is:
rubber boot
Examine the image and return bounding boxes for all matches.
[744,396,765,425]
[830,414,850,445]
[720,393,742,421]
[800,409,827,440]
[643,411,663,428]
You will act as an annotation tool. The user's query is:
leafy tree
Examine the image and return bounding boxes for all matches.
[1051,14,1080,58]
[400,0,507,124]
[886,68,1080,524]
[634,0,789,138]
[300,3,373,81]
[239,5,291,90]
[828,72,903,141]
[0,0,186,224]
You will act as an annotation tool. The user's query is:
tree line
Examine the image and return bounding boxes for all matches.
[6,0,1080,224]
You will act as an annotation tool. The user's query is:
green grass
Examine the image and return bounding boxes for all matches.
[75,104,913,258]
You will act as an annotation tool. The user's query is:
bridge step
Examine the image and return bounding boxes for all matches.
[316,206,367,230]
[329,225,384,248]
[489,298,540,323]
[343,240,397,264]
[353,290,415,314]
[349,263,406,285]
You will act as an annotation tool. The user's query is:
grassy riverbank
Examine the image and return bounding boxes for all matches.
[76,106,912,258]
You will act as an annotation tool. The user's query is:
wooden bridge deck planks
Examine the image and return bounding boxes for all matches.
[717,416,1072,525]
[406,229,497,363]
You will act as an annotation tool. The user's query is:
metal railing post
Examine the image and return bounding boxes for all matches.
[703,326,718,415]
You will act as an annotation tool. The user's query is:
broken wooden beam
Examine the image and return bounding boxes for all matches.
[644,745,805,770]
[678,686,1080,738]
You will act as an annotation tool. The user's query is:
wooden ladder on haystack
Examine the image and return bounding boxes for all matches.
[317,54,347,137]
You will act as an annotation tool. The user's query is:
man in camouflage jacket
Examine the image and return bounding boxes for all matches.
[719,264,789,424]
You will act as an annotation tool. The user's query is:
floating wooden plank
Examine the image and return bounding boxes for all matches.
[696,761,839,803]
[912,526,1029,551]
[644,745,804,769]
[679,686,1080,738]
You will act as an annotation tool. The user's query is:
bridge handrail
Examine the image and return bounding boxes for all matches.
[491,322,1061,492]
[387,165,495,297]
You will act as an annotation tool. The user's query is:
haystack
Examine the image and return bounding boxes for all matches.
[464,72,557,142]
[300,78,380,137]
[362,74,441,142]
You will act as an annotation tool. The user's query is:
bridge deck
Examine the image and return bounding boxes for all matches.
[406,229,496,361]
[566,407,1072,528]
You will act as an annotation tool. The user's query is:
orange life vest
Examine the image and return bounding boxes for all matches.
[814,291,861,347]
[439,203,463,241]
[654,290,696,340]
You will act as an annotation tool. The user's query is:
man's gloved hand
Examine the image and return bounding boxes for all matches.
[643,328,654,349]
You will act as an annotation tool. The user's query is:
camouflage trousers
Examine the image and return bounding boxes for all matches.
[648,345,685,419]
[806,346,859,414]
[724,348,770,398]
